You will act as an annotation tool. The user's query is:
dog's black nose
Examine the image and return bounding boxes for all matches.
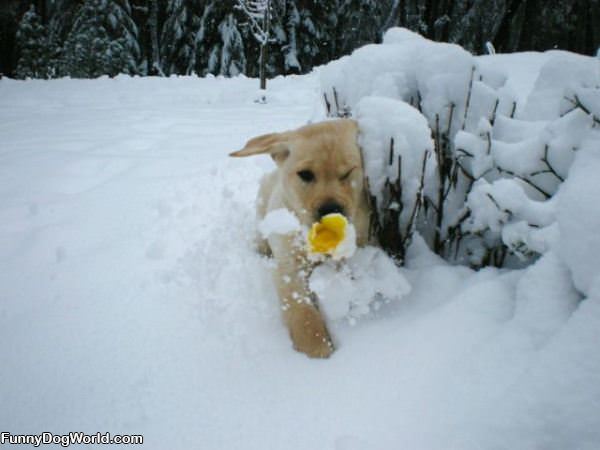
[317,202,345,219]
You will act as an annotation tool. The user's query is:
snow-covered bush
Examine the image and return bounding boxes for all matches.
[319,27,600,272]
[354,96,435,263]
[458,55,599,267]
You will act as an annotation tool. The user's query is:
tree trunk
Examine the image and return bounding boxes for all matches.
[149,0,161,75]
[259,42,267,90]
[259,0,270,91]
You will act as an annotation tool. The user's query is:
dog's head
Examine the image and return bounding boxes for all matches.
[230,119,365,226]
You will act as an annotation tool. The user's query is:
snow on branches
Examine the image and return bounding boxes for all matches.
[235,0,272,95]
[235,0,270,46]
[320,28,600,272]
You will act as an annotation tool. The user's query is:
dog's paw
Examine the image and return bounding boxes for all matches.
[288,305,334,358]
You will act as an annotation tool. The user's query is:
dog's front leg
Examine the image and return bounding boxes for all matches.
[271,236,334,358]
[277,261,334,358]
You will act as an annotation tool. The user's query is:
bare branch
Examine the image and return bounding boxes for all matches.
[496,166,551,199]
[461,66,476,130]
[563,94,600,125]
[401,150,430,247]
[236,0,269,44]
[534,144,565,182]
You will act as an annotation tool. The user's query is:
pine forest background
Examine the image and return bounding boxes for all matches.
[1,0,599,80]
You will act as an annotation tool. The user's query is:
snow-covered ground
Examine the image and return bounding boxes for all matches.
[1,68,599,449]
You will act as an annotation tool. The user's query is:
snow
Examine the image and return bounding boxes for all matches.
[512,251,580,347]
[476,51,557,113]
[465,178,555,232]
[1,53,600,450]
[523,52,600,120]
[557,141,600,296]
[381,27,423,45]
[258,208,301,238]
[355,96,435,213]
[309,246,410,322]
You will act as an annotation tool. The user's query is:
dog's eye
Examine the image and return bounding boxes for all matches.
[340,167,356,181]
[297,170,315,183]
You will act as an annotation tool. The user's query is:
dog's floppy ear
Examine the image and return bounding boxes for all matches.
[229,132,290,165]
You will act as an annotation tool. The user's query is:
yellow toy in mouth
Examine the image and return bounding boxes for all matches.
[308,213,348,254]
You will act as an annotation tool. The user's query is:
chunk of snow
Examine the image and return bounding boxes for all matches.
[258,208,301,238]
[310,246,410,322]
[331,222,357,261]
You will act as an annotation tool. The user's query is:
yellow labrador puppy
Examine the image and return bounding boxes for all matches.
[230,119,370,358]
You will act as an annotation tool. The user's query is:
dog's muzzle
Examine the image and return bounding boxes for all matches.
[317,201,345,219]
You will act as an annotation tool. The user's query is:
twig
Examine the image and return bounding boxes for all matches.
[530,145,564,182]
[485,192,512,219]
[401,150,430,247]
[434,114,445,253]
[496,166,551,199]
[323,93,331,116]
[456,160,475,181]
[461,66,476,130]
[456,148,474,158]
[396,153,403,215]
[378,138,404,263]
[509,101,517,119]
[364,176,380,241]
[447,102,456,136]
[443,208,471,259]
[333,87,340,115]
[563,94,600,125]
[490,98,499,125]
[423,195,439,214]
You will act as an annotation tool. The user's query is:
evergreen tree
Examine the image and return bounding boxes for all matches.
[219,13,246,76]
[335,0,386,56]
[147,0,162,75]
[293,0,338,69]
[110,0,140,71]
[193,1,246,77]
[160,0,203,75]
[279,0,301,73]
[3,0,599,79]
[61,0,140,78]
[45,0,79,76]
[14,5,50,79]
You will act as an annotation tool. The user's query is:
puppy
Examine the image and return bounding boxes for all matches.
[230,119,370,358]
